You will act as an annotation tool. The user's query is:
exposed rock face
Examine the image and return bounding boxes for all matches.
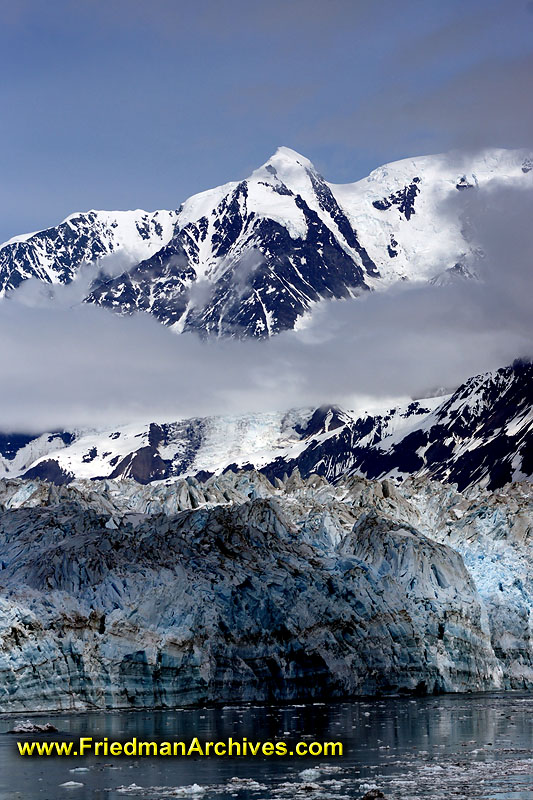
[0,210,177,296]
[261,361,533,492]
[2,469,531,712]
[87,187,372,338]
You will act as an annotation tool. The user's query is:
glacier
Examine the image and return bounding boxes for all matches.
[0,468,531,712]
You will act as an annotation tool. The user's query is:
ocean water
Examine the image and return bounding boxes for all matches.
[2,693,533,800]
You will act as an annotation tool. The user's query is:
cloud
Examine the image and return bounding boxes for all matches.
[0,177,531,433]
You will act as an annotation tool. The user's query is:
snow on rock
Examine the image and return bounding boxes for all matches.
[3,147,531,338]
[0,360,531,494]
[0,209,178,297]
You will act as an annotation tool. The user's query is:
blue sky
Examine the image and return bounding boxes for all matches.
[1,0,532,242]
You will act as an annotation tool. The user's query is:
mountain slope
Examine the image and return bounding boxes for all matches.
[1,361,531,492]
[262,360,533,492]
[0,209,178,295]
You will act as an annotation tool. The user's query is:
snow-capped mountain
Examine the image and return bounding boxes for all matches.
[1,147,531,336]
[263,360,533,492]
[88,146,379,337]
[1,361,530,491]
[0,209,178,295]
[83,147,533,337]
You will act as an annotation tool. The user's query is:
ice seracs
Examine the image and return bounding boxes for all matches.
[1,467,532,711]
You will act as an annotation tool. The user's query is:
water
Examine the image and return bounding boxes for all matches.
[2,693,533,800]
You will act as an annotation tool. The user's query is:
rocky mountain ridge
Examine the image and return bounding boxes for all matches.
[0,209,178,296]
[1,360,531,492]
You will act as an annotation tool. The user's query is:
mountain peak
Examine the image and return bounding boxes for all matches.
[268,146,314,167]
[252,146,316,182]
[246,147,318,206]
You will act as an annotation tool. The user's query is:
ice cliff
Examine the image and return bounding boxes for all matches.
[0,470,531,711]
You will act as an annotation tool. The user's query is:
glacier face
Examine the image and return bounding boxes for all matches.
[1,147,532,337]
[1,468,532,712]
[1,361,531,492]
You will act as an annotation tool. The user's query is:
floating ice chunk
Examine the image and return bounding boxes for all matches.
[299,768,321,780]
[115,785,206,797]
[227,777,267,790]
[8,720,59,733]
